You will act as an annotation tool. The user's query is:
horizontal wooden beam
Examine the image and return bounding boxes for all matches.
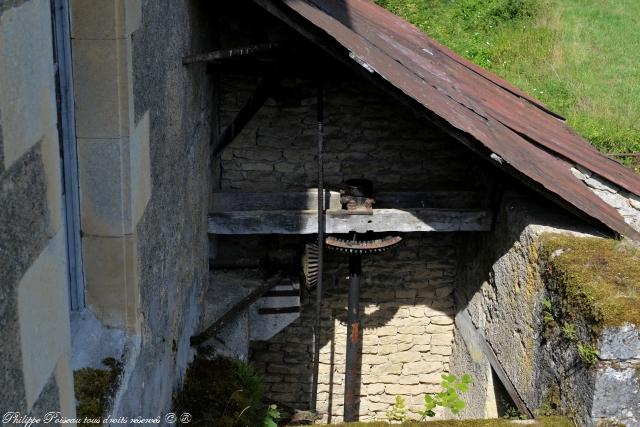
[211,190,485,212]
[212,190,341,212]
[208,208,492,234]
[183,42,281,64]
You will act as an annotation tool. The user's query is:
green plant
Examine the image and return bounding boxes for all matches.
[174,355,271,427]
[561,322,577,341]
[263,404,281,427]
[418,373,473,419]
[386,395,410,422]
[503,405,527,420]
[542,297,556,339]
[577,342,598,366]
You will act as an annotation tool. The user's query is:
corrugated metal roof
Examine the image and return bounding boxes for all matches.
[254,0,640,239]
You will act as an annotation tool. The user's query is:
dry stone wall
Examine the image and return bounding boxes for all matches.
[251,234,458,423]
[216,76,487,193]
[450,192,640,426]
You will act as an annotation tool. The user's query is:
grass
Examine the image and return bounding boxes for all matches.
[540,233,640,328]
[374,0,640,163]
[313,416,573,426]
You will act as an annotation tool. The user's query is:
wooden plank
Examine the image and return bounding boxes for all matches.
[208,208,492,234]
[183,43,280,64]
[190,274,283,346]
[211,190,483,212]
[455,310,534,418]
[375,191,483,209]
[212,190,341,212]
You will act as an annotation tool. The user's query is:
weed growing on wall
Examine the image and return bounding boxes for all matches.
[418,374,474,419]
[387,373,473,421]
[386,395,411,422]
[576,343,598,366]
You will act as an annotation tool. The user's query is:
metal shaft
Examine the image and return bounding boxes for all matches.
[344,254,362,422]
[310,80,324,413]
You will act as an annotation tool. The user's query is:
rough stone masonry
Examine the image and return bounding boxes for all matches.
[251,234,457,423]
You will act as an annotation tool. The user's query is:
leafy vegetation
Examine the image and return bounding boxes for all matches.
[386,373,473,422]
[418,373,473,419]
[560,322,577,341]
[576,342,599,366]
[174,355,278,427]
[374,0,640,162]
[387,395,411,422]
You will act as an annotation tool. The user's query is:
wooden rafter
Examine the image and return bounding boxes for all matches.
[211,73,281,160]
[183,42,281,64]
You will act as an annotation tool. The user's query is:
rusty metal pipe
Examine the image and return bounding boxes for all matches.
[344,254,362,422]
[310,80,324,413]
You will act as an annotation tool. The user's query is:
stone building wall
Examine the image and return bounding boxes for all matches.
[1,0,215,421]
[450,192,640,426]
[0,0,75,419]
[103,0,214,419]
[216,75,488,193]
[251,234,458,423]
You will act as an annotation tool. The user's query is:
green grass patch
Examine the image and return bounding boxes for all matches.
[313,415,573,426]
[374,0,640,159]
[540,233,640,328]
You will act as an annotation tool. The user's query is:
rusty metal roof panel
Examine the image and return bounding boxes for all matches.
[256,0,640,238]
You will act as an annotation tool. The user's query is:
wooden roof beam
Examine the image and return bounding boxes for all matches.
[183,42,282,64]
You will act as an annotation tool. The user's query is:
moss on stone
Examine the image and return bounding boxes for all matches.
[74,358,122,426]
[540,233,640,329]
[314,416,573,426]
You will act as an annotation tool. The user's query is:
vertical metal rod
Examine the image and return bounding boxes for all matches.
[344,254,362,422]
[310,80,324,413]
